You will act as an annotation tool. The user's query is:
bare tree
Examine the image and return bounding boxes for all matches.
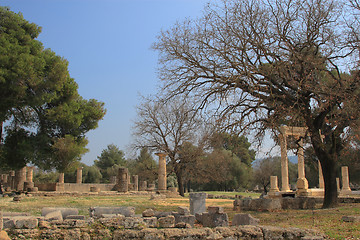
[132,96,203,196]
[153,0,360,207]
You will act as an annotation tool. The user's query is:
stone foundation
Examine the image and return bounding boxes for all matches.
[5,225,325,239]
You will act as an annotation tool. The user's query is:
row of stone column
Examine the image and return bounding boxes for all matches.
[269,165,352,195]
[0,166,35,191]
[115,152,168,193]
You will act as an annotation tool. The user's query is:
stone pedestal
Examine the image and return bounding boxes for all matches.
[132,175,138,191]
[76,167,83,184]
[15,167,27,191]
[156,153,167,191]
[189,192,207,215]
[116,168,128,192]
[340,166,351,195]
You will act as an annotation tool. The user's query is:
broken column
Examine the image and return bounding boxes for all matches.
[76,167,83,184]
[279,133,290,192]
[24,166,35,191]
[139,181,147,191]
[15,167,27,191]
[58,173,65,183]
[9,170,15,190]
[116,168,128,192]
[156,152,167,192]
[340,166,352,195]
[132,175,138,191]
[268,176,280,197]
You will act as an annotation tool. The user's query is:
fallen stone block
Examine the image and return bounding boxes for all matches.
[44,210,63,222]
[41,207,78,219]
[232,213,259,226]
[158,215,175,228]
[142,208,155,217]
[342,215,360,222]
[154,211,173,219]
[3,216,38,229]
[89,207,135,218]
[172,213,195,227]
[174,222,192,228]
[196,212,229,227]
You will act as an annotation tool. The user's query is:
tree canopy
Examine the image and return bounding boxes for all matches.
[0,7,106,171]
[153,0,360,208]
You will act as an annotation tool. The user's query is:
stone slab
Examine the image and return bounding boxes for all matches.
[41,207,78,219]
[90,206,135,218]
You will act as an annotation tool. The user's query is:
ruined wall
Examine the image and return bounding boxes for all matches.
[35,183,115,192]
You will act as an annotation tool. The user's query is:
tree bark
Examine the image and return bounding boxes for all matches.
[309,127,339,208]
[176,171,185,197]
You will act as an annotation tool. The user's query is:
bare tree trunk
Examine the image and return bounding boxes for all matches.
[176,171,185,197]
[320,155,338,208]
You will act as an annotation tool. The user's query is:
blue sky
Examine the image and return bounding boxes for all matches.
[2,0,214,165]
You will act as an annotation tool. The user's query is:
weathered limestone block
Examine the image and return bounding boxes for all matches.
[41,207,79,219]
[0,230,11,240]
[281,197,316,209]
[142,208,155,217]
[189,192,207,215]
[172,214,195,227]
[3,217,38,229]
[143,217,158,228]
[158,215,175,228]
[44,210,63,222]
[195,212,229,227]
[89,206,135,218]
[123,217,146,229]
[100,214,124,218]
[232,214,259,226]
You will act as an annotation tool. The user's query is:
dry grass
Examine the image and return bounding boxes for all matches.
[0,193,358,239]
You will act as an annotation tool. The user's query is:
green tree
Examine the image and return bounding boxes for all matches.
[94,144,127,182]
[132,148,157,183]
[51,135,88,173]
[0,7,105,171]
[153,0,360,208]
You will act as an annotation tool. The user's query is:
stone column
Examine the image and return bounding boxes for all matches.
[156,152,167,192]
[15,167,27,191]
[24,166,35,191]
[336,178,340,192]
[132,175,138,191]
[117,168,128,192]
[76,167,83,184]
[296,138,308,191]
[270,176,280,192]
[110,176,117,184]
[1,174,8,185]
[58,173,65,183]
[318,160,325,189]
[139,181,147,191]
[9,170,15,190]
[340,166,351,194]
[279,134,290,192]
[26,166,34,183]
